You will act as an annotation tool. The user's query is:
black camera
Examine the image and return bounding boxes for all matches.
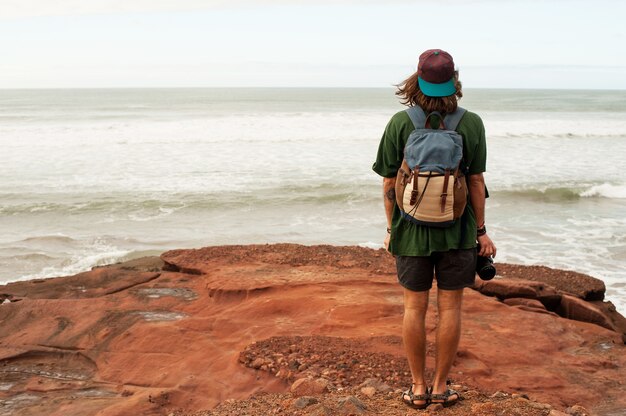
[476,251,496,280]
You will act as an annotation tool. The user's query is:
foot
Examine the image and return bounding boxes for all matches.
[401,383,429,409]
[430,384,460,407]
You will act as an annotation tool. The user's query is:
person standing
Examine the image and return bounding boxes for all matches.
[372,49,496,409]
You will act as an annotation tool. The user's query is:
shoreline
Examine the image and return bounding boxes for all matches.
[1,244,625,415]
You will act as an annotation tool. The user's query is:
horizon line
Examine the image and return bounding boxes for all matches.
[1,86,626,92]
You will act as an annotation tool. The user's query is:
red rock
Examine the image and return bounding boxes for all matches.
[497,263,606,301]
[360,386,376,397]
[336,395,367,414]
[557,295,615,331]
[290,378,332,396]
[503,297,547,310]
[590,300,626,343]
[472,278,559,305]
[0,245,625,415]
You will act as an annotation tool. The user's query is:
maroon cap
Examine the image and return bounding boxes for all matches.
[417,49,456,97]
[418,49,455,83]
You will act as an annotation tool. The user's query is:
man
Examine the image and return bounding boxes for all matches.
[372,49,496,409]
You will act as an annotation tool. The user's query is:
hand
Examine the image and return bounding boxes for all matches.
[477,234,496,257]
[384,233,391,253]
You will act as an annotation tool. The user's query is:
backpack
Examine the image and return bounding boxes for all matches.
[395,106,468,227]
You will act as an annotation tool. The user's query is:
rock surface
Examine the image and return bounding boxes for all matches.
[0,244,624,416]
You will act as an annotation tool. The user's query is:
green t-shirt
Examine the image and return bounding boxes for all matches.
[372,107,487,256]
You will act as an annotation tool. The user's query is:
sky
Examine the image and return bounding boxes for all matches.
[1,0,625,89]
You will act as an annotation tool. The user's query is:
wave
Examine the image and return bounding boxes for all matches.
[490,132,626,140]
[493,183,626,201]
[580,183,626,199]
[0,184,381,217]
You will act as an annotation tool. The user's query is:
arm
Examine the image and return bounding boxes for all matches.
[468,173,497,257]
[383,177,396,251]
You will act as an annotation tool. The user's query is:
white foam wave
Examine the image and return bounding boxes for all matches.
[580,183,626,199]
[358,241,383,250]
[6,239,130,283]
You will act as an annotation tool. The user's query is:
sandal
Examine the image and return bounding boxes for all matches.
[430,388,460,408]
[401,384,430,409]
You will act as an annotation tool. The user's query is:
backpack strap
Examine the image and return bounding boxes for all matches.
[443,106,467,131]
[405,106,427,129]
[406,106,466,130]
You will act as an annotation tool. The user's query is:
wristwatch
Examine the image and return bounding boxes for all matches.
[477,225,487,237]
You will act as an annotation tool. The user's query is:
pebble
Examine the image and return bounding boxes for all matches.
[512,393,529,400]
[251,358,264,369]
[566,405,591,416]
[491,391,508,398]
[360,386,376,398]
[293,396,318,409]
[337,395,367,414]
[428,403,444,412]
[529,401,553,410]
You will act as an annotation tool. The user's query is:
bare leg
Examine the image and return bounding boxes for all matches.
[432,288,463,402]
[401,287,429,405]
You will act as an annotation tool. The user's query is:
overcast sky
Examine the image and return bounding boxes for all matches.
[1,0,625,89]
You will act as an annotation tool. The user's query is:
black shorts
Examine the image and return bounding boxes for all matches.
[395,249,477,292]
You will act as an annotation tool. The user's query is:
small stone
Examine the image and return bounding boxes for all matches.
[359,378,393,393]
[566,405,591,416]
[491,391,508,398]
[549,410,569,416]
[428,403,444,412]
[291,377,332,396]
[512,393,529,400]
[529,402,552,410]
[293,396,318,409]
[250,358,264,369]
[337,396,367,414]
[360,387,376,398]
[307,404,333,416]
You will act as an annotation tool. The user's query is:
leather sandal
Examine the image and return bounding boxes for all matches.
[401,384,430,409]
[430,387,460,407]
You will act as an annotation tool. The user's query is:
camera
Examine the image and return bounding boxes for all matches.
[476,250,496,281]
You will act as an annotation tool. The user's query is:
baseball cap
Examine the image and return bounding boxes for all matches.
[417,49,456,97]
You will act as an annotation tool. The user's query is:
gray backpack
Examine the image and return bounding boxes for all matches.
[395,106,468,227]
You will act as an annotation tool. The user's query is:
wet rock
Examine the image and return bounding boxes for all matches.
[133,310,187,322]
[132,287,197,300]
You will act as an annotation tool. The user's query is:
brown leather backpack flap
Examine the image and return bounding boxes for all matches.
[395,160,412,211]
[452,170,468,218]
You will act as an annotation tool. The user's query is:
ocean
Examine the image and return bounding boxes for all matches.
[1,88,625,312]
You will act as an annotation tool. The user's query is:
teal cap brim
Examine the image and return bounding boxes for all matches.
[418,77,456,97]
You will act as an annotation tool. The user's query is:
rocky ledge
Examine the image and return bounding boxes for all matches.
[0,244,624,416]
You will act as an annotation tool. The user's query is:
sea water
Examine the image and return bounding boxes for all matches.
[1,88,625,312]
